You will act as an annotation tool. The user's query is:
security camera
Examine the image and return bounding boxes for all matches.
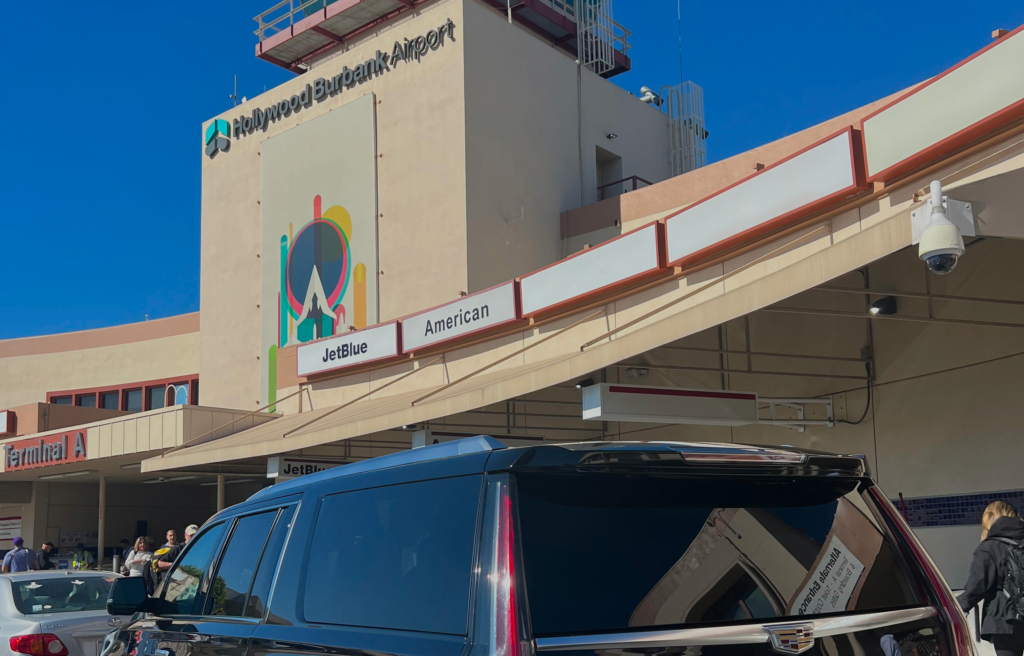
[639,86,661,106]
[919,180,964,275]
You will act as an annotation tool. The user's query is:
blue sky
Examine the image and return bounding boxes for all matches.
[1,0,1021,340]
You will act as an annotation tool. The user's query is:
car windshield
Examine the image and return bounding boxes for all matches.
[516,473,924,636]
[11,576,113,615]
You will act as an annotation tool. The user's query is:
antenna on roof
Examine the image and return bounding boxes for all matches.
[676,0,683,86]
[230,75,240,107]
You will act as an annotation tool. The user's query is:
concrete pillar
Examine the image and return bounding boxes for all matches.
[217,475,226,512]
[29,482,49,549]
[97,476,106,570]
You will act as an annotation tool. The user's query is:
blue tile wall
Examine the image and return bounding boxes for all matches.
[892,490,1024,528]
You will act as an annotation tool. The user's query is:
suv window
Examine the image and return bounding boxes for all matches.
[516,473,923,636]
[163,523,225,615]
[304,475,482,634]
[246,506,296,618]
[206,511,278,617]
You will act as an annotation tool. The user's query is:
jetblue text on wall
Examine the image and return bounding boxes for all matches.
[232,19,456,140]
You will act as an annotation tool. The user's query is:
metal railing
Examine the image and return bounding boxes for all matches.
[254,0,335,41]
[597,175,652,201]
[255,0,630,61]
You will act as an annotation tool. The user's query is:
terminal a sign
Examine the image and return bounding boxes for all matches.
[230,18,456,142]
[2,431,87,472]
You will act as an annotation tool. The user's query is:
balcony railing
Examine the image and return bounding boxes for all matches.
[255,0,330,42]
[598,175,652,201]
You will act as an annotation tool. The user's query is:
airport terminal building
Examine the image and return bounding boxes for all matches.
[4,0,1024,590]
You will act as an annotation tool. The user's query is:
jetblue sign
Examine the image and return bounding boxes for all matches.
[297,322,400,377]
[231,19,456,141]
[267,456,343,480]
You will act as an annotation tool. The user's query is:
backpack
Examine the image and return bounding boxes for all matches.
[988,537,1024,622]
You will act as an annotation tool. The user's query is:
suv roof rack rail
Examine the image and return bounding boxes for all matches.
[249,435,507,500]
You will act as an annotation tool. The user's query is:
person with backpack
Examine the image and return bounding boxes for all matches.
[959,501,1024,656]
[1,537,38,572]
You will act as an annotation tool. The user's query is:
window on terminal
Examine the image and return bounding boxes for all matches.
[148,386,166,411]
[52,396,72,406]
[76,394,97,408]
[125,389,143,413]
[101,391,120,410]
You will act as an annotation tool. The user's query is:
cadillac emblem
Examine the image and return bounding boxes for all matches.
[766,623,815,655]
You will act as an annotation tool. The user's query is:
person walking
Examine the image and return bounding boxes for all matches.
[162,529,177,548]
[37,542,55,571]
[123,537,154,577]
[959,501,1024,656]
[71,543,95,570]
[2,538,38,573]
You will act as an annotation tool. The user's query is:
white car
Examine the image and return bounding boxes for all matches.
[1,571,123,656]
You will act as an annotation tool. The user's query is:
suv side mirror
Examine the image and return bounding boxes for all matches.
[107,577,150,616]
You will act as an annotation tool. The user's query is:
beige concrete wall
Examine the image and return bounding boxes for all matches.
[462,0,670,291]
[201,0,469,410]
[5,403,127,437]
[0,317,199,410]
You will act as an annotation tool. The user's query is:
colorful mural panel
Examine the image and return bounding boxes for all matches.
[260,93,379,409]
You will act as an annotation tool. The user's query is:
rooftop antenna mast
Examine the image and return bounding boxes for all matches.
[677,0,684,86]
[230,75,240,107]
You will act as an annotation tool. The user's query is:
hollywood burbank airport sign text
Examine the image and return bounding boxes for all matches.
[232,18,456,139]
[3,431,87,472]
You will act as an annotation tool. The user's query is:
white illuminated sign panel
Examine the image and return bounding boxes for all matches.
[665,130,860,268]
[402,282,520,353]
[0,410,14,437]
[0,517,21,541]
[297,322,400,377]
[520,223,664,317]
[582,383,759,426]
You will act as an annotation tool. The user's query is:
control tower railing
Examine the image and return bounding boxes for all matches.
[253,0,631,78]
[255,0,327,42]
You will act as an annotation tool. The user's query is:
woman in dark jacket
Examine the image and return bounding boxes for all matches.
[959,502,1024,656]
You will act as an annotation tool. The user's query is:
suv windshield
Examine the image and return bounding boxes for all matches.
[11,576,113,615]
[516,473,923,636]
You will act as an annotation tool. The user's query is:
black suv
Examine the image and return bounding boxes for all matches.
[106,438,973,656]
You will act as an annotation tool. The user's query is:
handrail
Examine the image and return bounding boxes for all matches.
[254,0,326,41]
[597,175,652,200]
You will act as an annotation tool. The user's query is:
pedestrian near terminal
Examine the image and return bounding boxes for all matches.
[162,529,177,548]
[119,538,132,562]
[37,542,55,570]
[153,524,197,582]
[2,537,38,573]
[959,501,1024,656]
[123,537,154,577]
[71,542,95,570]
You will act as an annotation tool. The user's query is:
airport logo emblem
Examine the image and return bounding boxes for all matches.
[766,623,814,655]
[205,119,231,157]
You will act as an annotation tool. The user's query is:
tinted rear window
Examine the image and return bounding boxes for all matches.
[516,473,922,636]
[304,475,482,634]
[12,576,113,614]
